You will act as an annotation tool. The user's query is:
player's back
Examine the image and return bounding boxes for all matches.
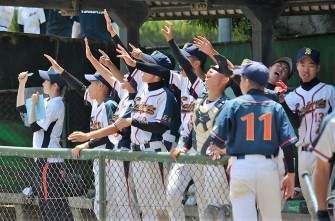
[224,91,289,156]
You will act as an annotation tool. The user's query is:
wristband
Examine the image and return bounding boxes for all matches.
[316,210,330,221]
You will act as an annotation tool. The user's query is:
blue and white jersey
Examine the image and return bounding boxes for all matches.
[84,90,117,149]
[169,71,205,138]
[131,87,174,145]
[211,89,297,156]
[33,96,64,163]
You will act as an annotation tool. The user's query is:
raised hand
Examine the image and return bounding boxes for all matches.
[18,71,29,84]
[44,54,64,74]
[103,9,116,36]
[129,43,143,60]
[193,36,215,56]
[84,37,94,60]
[31,91,39,107]
[161,20,174,41]
[116,44,136,67]
[68,131,90,143]
[98,49,112,67]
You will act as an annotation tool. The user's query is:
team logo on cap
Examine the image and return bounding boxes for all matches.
[151,50,159,56]
[305,48,312,55]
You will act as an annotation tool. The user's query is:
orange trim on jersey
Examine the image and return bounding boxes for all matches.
[279,136,297,148]
[42,163,50,200]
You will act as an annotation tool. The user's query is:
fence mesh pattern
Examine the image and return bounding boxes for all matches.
[0,149,230,221]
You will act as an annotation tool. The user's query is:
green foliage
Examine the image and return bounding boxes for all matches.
[139,20,218,47]
[232,17,252,41]
[139,18,252,48]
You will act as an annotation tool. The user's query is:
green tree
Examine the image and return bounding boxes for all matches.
[139,18,251,48]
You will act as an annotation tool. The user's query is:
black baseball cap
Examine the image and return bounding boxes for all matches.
[181,43,207,65]
[272,57,293,78]
[141,50,174,70]
[233,60,269,86]
[85,72,112,90]
[297,47,320,64]
[39,67,68,87]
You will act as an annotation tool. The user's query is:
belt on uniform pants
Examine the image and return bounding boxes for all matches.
[301,145,313,152]
[236,154,272,159]
[131,142,161,152]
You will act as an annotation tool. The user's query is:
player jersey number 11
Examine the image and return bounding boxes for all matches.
[241,112,272,141]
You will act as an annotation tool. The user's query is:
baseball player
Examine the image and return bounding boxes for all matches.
[43,53,118,220]
[210,60,297,221]
[16,69,74,220]
[310,111,335,221]
[68,39,141,221]
[279,47,335,219]
[115,44,177,221]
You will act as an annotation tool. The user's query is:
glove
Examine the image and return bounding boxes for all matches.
[316,210,330,221]
[275,80,288,95]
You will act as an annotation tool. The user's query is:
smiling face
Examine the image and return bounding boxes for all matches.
[296,57,320,83]
[268,62,290,84]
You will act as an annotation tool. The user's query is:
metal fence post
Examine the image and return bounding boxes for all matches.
[99,155,106,221]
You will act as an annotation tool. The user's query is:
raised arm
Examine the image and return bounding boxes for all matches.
[16,71,28,108]
[85,38,118,86]
[44,54,87,97]
[161,20,197,84]
[104,9,135,74]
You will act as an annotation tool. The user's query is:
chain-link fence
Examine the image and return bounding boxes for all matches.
[0,146,230,221]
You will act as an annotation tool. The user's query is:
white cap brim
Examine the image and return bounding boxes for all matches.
[84,74,98,81]
[38,70,50,80]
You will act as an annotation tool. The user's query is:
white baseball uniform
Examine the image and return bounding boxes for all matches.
[17,7,46,34]
[285,82,335,218]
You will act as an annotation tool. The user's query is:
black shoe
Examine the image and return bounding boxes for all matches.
[213,54,233,78]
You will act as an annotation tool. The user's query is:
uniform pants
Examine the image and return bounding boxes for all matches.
[131,143,168,221]
[35,160,74,221]
[166,163,206,221]
[298,147,317,220]
[230,155,281,221]
[106,158,140,221]
[205,165,230,207]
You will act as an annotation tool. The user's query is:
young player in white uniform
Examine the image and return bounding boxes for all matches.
[116,45,177,221]
[280,47,335,219]
[16,68,74,220]
[68,39,141,221]
[43,53,117,220]
[311,111,335,221]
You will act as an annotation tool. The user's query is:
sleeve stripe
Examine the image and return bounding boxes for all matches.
[210,131,225,143]
[279,136,297,148]
[310,145,332,161]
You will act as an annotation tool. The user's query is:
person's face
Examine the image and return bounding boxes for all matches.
[239,75,250,95]
[296,57,320,83]
[205,67,228,90]
[42,80,52,95]
[268,62,290,84]
[88,80,100,99]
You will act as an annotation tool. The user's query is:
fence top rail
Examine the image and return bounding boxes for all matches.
[0,146,229,165]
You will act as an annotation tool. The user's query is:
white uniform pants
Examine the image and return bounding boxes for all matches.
[230,155,282,221]
[166,162,206,221]
[131,142,168,221]
[106,158,141,221]
[298,147,317,220]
